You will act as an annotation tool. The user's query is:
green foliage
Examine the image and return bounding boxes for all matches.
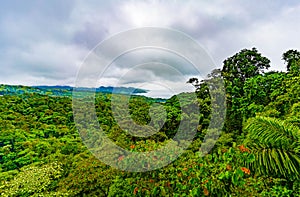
[0,162,65,196]
[242,72,287,119]
[222,47,271,84]
[282,49,300,75]
[1,48,300,196]
[221,48,271,134]
[244,117,300,179]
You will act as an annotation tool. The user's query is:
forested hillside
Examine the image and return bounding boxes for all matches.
[0,85,148,97]
[0,48,299,196]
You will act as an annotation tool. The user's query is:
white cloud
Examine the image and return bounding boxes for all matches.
[1,0,300,97]
[236,3,300,71]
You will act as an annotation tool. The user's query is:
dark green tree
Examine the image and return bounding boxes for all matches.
[222,48,270,85]
[282,49,300,75]
[221,48,270,133]
[242,71,287,119]
[187,69,221,132]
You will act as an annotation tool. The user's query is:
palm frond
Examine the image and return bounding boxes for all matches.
[244,117,300,178]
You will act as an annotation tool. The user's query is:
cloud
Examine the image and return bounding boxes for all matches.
[1,0,300,97]
[1,42,88,84]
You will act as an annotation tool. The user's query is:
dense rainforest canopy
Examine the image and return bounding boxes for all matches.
[0,48,299,196]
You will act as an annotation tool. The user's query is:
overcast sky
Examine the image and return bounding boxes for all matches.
[1,0,300,97]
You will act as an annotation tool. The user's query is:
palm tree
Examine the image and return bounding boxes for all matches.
[244,117,300,179]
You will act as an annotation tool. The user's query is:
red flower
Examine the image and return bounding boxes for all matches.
[118,155,124,161]
[202,179,209,184]
[226,165,232,171]
[241,167,251,175]
[239,145,250,153]
[133,187,138,195]
[130,145,135,149]
[203,187,209,196]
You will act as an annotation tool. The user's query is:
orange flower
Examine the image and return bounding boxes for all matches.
[241,167,250,175]
[118,155,124,161]
[130,145,135,149]
[239,145,250,153]
[226,165,232,171]
[133,187,138,195]
[202,179,209,184]
[203,187,209,196]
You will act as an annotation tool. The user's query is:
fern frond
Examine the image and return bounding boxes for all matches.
[244,117,300,178]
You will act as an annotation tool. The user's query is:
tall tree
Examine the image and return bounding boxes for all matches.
[187,69,223,132]
[222,48,270,82]
[282,49,300,75]
[221,48,270,133]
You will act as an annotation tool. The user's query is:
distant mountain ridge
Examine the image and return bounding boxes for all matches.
[33,85,148,94]
[0,84,148,97]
